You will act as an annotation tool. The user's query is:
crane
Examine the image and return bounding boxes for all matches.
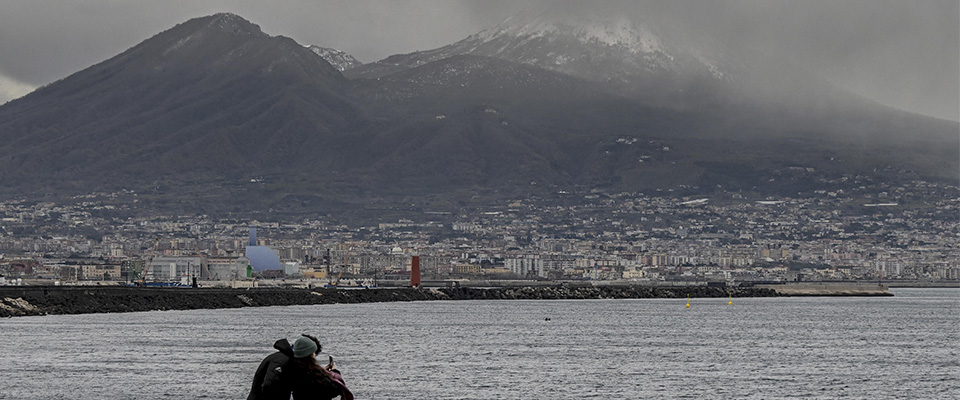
[326,244,353,288]
[134,237,160,286]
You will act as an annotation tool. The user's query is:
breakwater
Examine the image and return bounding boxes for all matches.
[0,285,780,317]
[754,282,893,296]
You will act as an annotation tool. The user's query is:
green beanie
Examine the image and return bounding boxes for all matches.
[292,336,318,358]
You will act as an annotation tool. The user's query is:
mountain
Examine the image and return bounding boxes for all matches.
[344,4,886,116]
[306,45,363,71]
[347,54,636,189]
[346,4,733,107]
[0,12,955,217]
[348,5,958,182]
[0,13,363,198]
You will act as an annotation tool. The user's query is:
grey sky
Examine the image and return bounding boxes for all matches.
[0,0,956,121]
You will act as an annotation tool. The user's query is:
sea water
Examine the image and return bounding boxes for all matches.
[0,288,957,399]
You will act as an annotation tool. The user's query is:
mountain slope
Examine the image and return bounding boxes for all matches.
[307,45,363,71]
[348,52,957,195]
[344,4,958,187]
[0,13,363,194]
[346,54,633,188]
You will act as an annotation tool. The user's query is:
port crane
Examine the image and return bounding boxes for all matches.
[325,245,354,288]
[133,237,160,286]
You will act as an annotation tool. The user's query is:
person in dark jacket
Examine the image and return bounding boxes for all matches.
[247,338,296,400]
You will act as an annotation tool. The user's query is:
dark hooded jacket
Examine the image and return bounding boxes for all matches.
[247,339,295,400]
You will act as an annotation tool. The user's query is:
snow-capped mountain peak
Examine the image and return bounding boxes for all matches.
[207,12,265,36]
[306,45,362,72]
[488,13,664,55]
[348,3,735,102]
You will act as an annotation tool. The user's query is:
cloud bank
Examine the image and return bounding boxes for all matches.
[0,72,35,105]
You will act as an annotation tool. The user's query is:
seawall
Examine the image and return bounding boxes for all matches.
[754,282,893,296]
[0,285,777,317]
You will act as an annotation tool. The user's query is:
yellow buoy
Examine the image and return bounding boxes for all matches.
[685,294,691,308]
[728,292,733,305]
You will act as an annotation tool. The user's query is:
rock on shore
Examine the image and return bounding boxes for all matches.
[0,286,776,317]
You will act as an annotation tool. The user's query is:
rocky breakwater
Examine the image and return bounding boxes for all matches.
[435,286,776,300]
[0,286,439,317]
[754,282,892,296]
[0,285,778,317]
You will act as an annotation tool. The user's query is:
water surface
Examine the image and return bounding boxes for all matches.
[1,288,957,399]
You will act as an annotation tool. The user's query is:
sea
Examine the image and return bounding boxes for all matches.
[1,288,957,399]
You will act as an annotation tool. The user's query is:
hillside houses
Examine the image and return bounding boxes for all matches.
[0,179,957,285]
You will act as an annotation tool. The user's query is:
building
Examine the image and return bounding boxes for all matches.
[148,256,204,281]
[206,256,251,281]
[506,255,541,278]
[79,264,122,281]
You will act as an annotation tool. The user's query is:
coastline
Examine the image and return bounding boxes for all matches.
[1,285,771,317]
[753,282,896,296]
[0,283,894,317]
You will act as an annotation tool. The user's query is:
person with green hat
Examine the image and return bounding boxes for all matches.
[291,335,319,358]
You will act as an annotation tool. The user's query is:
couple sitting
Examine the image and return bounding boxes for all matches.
[247,334,354,400]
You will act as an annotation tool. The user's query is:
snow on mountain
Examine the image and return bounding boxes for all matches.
[349,4,733,100]
[209,12,265,36]
[454,13,680,78]
[306,45,362,71]
[488,13,664,55]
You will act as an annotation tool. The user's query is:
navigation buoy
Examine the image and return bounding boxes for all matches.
[685,294,691,308]
[728,293,733,305]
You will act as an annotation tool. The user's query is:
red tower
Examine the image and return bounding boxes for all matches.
[411,255,421,288]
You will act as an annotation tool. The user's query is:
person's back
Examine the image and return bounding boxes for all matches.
[247,338,295,400]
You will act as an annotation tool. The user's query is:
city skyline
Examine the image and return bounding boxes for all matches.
[2,178,956,286]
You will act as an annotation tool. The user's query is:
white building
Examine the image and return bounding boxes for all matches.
[148,256,203,281]
[206,256,251,281]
